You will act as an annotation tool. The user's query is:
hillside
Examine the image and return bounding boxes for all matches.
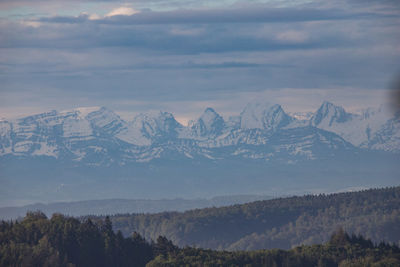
[1,212,399,266]
[146,230,400,266]
[108,186,400,250]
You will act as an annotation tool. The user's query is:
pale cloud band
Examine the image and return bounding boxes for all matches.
[36,7,388,25]
[0,0,399,120]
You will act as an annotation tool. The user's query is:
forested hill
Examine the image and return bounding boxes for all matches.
[108,186,400,250]
[1,212,399,266]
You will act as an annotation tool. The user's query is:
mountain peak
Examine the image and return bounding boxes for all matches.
[321,101,334,107]
[131,110,182,139]
[85,106,116,118]
[60,106,101,119]
[85,106,125,135]
[204,107,216,113]
[240,102,292,130]
[200,107,221,122]
[311,101,350,127]
[189,108,225,137]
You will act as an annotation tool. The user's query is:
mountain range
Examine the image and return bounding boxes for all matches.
[1,101,399,160]
[0,101,399,206]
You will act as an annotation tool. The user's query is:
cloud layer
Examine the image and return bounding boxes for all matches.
[0,0,399,120]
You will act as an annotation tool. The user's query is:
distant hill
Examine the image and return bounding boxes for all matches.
[107,186,400,250]
[0,194,273,220]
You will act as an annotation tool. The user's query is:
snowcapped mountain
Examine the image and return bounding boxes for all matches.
[85,107,126,136]
[1,102,399,205]
[363,113,400,151]
[310,101,352,127]
[239,103,293,131]
[183,108,225,139]
[0,102,398,165]
[309,101,399,151]
[117,111,182,146]
[288,111,314,121]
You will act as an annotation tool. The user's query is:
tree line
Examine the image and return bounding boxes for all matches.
[106,186,400,250]
[1,212,399,266]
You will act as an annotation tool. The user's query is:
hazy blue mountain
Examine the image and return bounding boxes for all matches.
[310,102,399,150]
[311,101,352,126]
[185,108,225,138]
[0,102,399,205]
[239,103,293,131]
[0,194,274,220]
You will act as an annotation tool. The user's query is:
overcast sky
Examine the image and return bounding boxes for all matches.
[1,0,399,124]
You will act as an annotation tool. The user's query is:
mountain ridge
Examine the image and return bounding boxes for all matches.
[0,194,275,220]
[1,101,398,163]
[1,101,399,205]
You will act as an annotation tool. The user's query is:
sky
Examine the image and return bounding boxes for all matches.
[0,0,399,124]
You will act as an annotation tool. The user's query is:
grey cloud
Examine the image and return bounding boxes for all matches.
[1,44,396,98]
[0,61,287,76]
[1,1,399,117]
[0,20,356,54]
[38,7,391,25]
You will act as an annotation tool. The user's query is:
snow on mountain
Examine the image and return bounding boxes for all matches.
[226,116,241,129]
[195,108,225,136]
[116,119,151,146]
[181,108,225,139]
[2,103,399,207]
[289,111,314,121]
[309,102,399,150]
[0,120,12,155]
[0,102,398,163]
[197,128,270,148]
[6,110,80,157]
[359,106,394,135]
[60,107,101,118]
[311,101,352,127]
[117,111,182,146]
[364,113,400,151]
[62,116,93,139]
[240,103,293,131]
[85,107,126,136]
[229,126,354,161]
[147,111,183,138]
[0,107,122,158]
[309,101,363,145]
